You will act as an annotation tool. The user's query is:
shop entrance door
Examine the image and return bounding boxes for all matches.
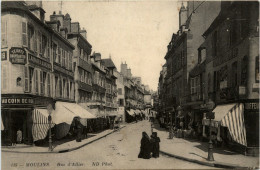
[11,110,27,144]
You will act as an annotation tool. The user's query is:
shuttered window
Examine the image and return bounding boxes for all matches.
[1,65,7,90]
[22,22,27,46]
[38,31,42,54]
[47,73,51,96]
[58,47,61,64]
[40,71,43,94]
[34,30,37,52]
[1,20,7,47]
[35,69,39,94]
[24,66,29,92]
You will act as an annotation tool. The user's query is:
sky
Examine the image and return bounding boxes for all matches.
[43,0,181,91]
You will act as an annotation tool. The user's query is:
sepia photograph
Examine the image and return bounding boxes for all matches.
[1,0,259,169]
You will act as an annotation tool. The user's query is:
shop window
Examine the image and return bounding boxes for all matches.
[1,20,7,47]
[256,56,259,83]
[22,22,27,46]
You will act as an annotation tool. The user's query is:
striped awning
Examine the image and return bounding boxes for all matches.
[32,109,55,142]
[220,103,247,146]
[203,103,247,146]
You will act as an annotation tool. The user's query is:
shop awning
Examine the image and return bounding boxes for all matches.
[203,103,247,146]
[32,109,55,142]
[53,102,96,125]
[127,110,135,116]
[213,103,237,121]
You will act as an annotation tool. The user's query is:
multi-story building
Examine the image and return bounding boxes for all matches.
[90,53,107,117]
[201,1,259,155]
[1,1,75,144]
[102,58,118,116]
[163,1,221,127]
[114,70,125,122]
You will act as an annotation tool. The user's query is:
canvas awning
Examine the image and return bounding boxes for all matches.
[53,102,96,125]
[127,110,135,116]
[203,103,247,146]
[32,109,55,142]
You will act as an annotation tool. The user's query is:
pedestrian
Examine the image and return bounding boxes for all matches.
[150,132,160,158]
[138,132,151,159]
[16,129,22,144]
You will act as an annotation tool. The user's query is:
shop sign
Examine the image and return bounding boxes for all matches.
[53,64,74,77]
[1,51,7,61]
[1,97,34,105]
[244,102,259,111]
[28,54,52,70]
[9,47,26,64]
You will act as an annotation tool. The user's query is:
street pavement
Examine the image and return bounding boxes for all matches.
[153,121,259,169]
[2,120,215,169]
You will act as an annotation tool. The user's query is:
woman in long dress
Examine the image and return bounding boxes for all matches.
[138,132,151,159]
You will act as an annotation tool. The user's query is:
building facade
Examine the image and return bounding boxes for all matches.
[1,1,75,144]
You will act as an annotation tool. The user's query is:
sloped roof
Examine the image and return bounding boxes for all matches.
[1,1,28,11]
[101,58,116,68]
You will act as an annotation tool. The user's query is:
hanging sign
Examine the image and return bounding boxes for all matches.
[1,51,7,61]
[9,47,26,64]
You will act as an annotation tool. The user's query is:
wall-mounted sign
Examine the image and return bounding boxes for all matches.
[244,102,259,111]
[1,51,7,61]
[1,97,34,105]
[9,47,26,64]
[28,54,52,70]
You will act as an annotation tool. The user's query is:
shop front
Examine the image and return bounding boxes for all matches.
[202,101,259,156]
[1,94,57,146]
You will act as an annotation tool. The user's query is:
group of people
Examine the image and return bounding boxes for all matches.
[138,131,160,159]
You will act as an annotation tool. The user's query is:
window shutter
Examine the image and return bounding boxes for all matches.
[34,30,37,52]
[22,22,27,46]
[35,69,38,94]
[38,31,42,54]
[1,65,7,90]
[24,66,29,92]
[47,73,51,96]
[1,20,7,47]
[40,71,43,94]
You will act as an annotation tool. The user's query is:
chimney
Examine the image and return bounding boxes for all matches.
[80,28,87,39]
[64,13,72,33]
[120,63,128,77]
[179,2,188,28]
[50,11,64,28]
[94,53,101,61]
[26,1,45,22]
[71,22,80,33]
[127,68,132,78]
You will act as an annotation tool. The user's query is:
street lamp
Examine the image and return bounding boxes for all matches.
[169,108,174,139]
[47,104,53,151]
[206,100,215,161]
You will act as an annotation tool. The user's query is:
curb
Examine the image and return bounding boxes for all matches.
[2,125,126,154]
[160,150,257,169]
